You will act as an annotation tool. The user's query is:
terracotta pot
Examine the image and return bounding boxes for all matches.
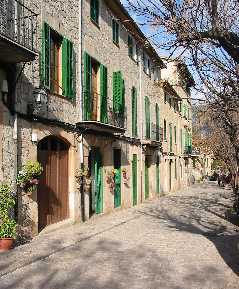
[0,238,14,252]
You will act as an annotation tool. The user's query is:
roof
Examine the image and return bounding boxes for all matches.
[104,0,165,68]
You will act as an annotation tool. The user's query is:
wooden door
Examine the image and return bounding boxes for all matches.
[169,160,172,191]
[132,154,137,206]
[38,136,69,231]
[114,149,121,208]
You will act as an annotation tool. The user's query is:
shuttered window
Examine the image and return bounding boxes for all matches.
[112,19,119,45]
[113,71,125,116]
[83,52,92,121]
[41,22,50,89]
[169,124,173,152]
[41,22,75,100]
[145,96,150,139]
[100,64,108,123]
[174,126,177,144]
[156,103,160,141]
[164,119,167,141]
[131,87,137,137]
[90,0,99,24]
[128,35,133,57]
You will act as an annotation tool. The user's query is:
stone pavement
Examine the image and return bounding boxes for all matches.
[0,182,239,289]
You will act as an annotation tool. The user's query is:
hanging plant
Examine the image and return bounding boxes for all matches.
[17,161,43,194]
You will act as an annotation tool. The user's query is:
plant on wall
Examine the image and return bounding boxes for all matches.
[17,161,43,193]
[0,184,17,239]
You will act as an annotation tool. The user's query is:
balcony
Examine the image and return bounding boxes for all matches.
[142,123,163,148]
[184,145,192,155]
[0,0,38,63]
[76,92,126,135]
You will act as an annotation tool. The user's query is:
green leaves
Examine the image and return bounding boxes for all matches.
[0,184,16,239]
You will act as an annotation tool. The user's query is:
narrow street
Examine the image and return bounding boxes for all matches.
[0,182,239,289]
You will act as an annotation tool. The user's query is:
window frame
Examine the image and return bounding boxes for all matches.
[112,18,119,46]
[90,0,99,26]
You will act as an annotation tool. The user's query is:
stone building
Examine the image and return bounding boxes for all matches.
[0,0,194,237]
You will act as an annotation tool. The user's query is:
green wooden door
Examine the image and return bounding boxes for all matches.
[132,154,137,206]
[114,149,121,208]
[145,158,149,199]
[156,156,160,194]
[92,149,103,214]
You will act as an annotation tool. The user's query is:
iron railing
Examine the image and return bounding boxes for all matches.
[0,0,37,51]
[149,122,163,142]
[83,91,126,129]
[184,145,192,155]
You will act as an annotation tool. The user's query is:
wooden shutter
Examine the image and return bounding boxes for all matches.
[132,154,137,206]
[113,71,124,115]
[100,64,108,123]
[84,52,92,121]
[132,87,137,137]
[169,124,173,152]
[62,38,68,96]
[41,22,50,89]
[156,103,159,141]
[145,96,150,139]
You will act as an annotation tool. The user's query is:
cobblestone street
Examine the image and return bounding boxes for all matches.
[0,182,239,289]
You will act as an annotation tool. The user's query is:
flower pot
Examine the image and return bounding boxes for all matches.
[0,238,14,252]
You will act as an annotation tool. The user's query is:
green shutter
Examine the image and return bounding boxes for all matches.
[83,52,92,121]
[132,87,137,137]
[91,0,99,23]
[156,104,160,141]
[156,157,160,194]
[100,64,108,123]
[145,96,150,139]
[174,126,177,143]
[169,124,173,152]
[132,154,137,206]
[40,22,50,88]
[145,161,149,199]
[113,71,125,116]
[62,38,68,96]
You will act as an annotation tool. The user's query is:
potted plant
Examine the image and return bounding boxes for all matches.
[17,161,43,195]
[0,184,17,252]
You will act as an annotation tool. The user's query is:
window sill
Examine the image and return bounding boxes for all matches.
[90,18,100,29]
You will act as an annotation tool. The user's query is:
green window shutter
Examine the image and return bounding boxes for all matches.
[156,104,160,141]
[83,52,92,121]
[112,19,119,44]
[145,96,150,139]
[169,124,173,152]
[90,0,99,23]
[100,64,108,123]
[113,71,125,116]
[164,119,167,141]
[174,126,177,143]
[62,38,68,96]
[132,87,137,137]
[40,22,50,89]
[132,154,138,206]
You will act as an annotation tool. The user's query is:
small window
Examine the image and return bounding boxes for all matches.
[164,119,167,141]
[128,35,133,58]
[90,0,99,24]
[112,19,119,45]
[154,67,161,81]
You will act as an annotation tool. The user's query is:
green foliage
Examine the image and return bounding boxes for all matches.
[0,184,17,239]
[17,161,43,192]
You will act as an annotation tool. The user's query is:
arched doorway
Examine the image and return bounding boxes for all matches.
[37,136,69,231]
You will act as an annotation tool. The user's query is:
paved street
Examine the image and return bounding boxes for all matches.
[0,182,239,289]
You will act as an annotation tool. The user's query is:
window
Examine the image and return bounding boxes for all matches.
[174,126,177,144]
[128,35,133,58]
[90,0,99,24]
[131,87,137,137]
[83,52,108,123]
[145,96,151,139]
[143,52,151,76]
[128,35,138,62]
[154,67,161,81]
[175,159,177,179]
[155,104,160,141]
[113,71,125,127]
[112,19,119,45]
[164,119,167,141]
[169,124,173,152]
[41,22,75,99]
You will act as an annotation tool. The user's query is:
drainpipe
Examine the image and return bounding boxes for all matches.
[139,51,143,203]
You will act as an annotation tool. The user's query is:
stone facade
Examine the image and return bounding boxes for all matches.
[0,0,194,237]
